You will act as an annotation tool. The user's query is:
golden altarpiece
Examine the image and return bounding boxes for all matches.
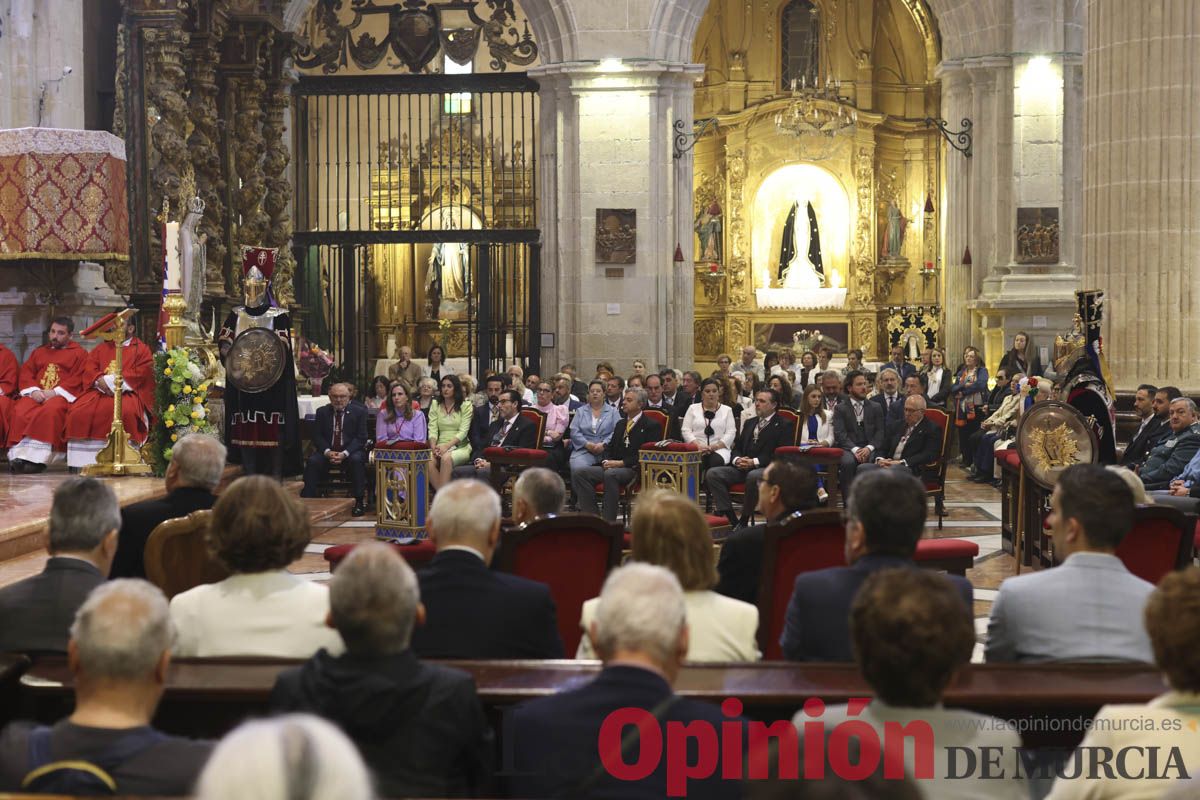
[690,0,944,364]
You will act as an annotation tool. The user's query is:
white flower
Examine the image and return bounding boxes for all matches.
[188,364,203,381]
[191,404,206,420]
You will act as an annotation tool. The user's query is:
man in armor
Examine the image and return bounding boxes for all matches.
[1052,290,1117,464]
[217,246,301,477]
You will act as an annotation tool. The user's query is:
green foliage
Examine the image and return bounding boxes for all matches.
[147,348,216,476]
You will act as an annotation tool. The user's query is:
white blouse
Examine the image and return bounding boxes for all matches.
[681,403,737,463]
[925,367,945,399]
[798,412,834,446]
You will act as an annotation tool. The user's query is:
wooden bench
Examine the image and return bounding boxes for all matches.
[12,657,1165,750]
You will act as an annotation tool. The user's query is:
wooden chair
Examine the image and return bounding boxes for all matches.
[484,408,549,514]
[755,509,847,660]
[922,407,952,528]
[494,513,625,655]
[1115,504,1195,585]
[144,510,230,599]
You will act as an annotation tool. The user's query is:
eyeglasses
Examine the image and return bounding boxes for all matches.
[537,387,552,393]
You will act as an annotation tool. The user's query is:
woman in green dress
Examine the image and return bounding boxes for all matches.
[427,374,472,491]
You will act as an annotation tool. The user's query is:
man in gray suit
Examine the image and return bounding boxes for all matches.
[985,463,1155,663]
[0,478,120,653]
[832,370,886,493]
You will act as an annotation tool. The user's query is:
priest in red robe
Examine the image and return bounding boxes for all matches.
[8,316,88,473]
[65,313,155,470]
[0,344,21,446]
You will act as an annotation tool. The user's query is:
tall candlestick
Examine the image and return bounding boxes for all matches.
[163,221,182,292]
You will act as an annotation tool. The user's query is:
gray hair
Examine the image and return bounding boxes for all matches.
[418,377,438,393]
[624,386,648,410]
[878,367,900,381]
[71,579,173,680]
[49,477,120,553]
[592,563,686,666]
[331,542,420,654]
[195,714,372,800]
[1171,397,1199,417]
[513,468,565,519]
[171,433,226,490]
[429,479,501,548]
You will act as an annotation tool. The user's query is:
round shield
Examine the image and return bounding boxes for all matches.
[226,328,286,394]
[1015,399,1099,490]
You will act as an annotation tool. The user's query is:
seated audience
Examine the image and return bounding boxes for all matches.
[681,378,737,471]
[511,467,565,525]
[903,373,924,397]
[578,489,759,661]
[796,384,834,445]
[884,343,917,382]
[552,373,584,408]
[706,388,793,529]
[195,715,371,800]
[856,394,939,479]
[427,374,473,491]
[870,367,904,424]
[820,369,845,412]
[509,563,745,798]
[668,370,703,438]
[411,479,563,658]
[387,344,423,393]
[840,348,864,378]
[781,469,973,661]
[532,382,569,470]
[571,387,660,522]
[0,580,213,795]
[966,373,1024,484]
[364,375,390,411]
[567,379,618,475]
[375,380,427,445]
[416,376,438,415]
[1120,384,1172,469]
[733,344,763,381]
[767,373,795,410]
[832,370,887,493]
[1045,567,1200,799]
[603,374,625,409]
[169,476,344,658]
[986,464,1154,663]
[452,389,537,481]
[271,543,492,798]
[111,433,224,579]
[301,382,369,516]
[642,372,671,410]
[560,363,588,400]
[423,344,453,382]
[467,374,505,452]
[1139,397,1200,490]
[0,477,118,653]
[799,569,1025,800]
[716,459,821,605]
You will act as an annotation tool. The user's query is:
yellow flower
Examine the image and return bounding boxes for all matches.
[165,419,175,428]
[170,433,178,442]
[190,411,200,419]
[167,404,175,413]
[183,385,193,395]
[164,367,172,375]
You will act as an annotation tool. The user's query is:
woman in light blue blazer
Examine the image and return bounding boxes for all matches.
[568,380,619,472]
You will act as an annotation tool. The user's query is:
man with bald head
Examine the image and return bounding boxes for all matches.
[271,543,492,797]
[856,394,941,480]
[302,382,370,516]
[410,480,562,659]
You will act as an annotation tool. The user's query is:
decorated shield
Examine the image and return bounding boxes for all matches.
[226,328,287,394]
[390,6,440,73]
[1015,400,1099,490]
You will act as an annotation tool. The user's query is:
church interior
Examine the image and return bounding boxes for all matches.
[0,0,1198,796]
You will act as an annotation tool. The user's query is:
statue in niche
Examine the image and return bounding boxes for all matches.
[882,200,908,261]
[777,200,826,289]
[426,208,469,318]
[695,201,722,263]
[178,196,206,340]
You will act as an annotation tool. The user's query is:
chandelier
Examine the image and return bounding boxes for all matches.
[775,77,858,159]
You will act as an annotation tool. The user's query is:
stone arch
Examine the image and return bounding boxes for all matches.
[924,0,1010,61]
[649,0,711,63]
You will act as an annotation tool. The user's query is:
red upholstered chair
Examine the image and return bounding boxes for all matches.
[494,513,625,656]
[323,540,438,571]
[756,509,847,660]
[1115,505,1194,585]
[914,538,979,576]
[593,410,671,522]
[483,408,549,512]
[642,408,670,439]
[774,446,845,507]
[922,408,952,528]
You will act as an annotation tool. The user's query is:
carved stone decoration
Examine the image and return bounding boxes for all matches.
[854,316,875,355]
[726,148,748,306]
[729,317,749,351]
[103,261,132,296]
[114,25,128,141]
[851,146,875,308]
[263,38,297,306]
[143,26,191,293]
[186,3,230,296]
[695,318,725,356]
[232,42,270,256]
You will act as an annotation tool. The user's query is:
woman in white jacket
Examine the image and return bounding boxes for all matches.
[796,384,834,445]
[681,378,737,471]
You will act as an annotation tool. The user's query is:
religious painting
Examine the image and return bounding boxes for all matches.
[1016,207,1060,264]
[595,209,636,264]
[753,322,849,354]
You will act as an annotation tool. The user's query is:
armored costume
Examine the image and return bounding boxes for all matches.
[1053,290,1117,465]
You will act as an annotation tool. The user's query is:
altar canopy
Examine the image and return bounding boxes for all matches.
[0,128,129,261]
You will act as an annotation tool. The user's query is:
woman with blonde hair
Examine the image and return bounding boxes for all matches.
[576,489,759,662]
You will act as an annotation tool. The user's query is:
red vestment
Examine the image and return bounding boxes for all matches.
[0,345,20,445]
[65,337,155,445]
[7,341,88,453]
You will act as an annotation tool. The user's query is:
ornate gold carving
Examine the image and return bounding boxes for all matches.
[143,25,191,293]
[697,269,725,305]
[694,169,724,219]
[729,317,749,351]
[726,148,748,306]
[114,25,128,141]
[851,146,875,308]
[695,318,725,356]
[854,317,875,355]
[263,37,297,306]
[103,261,132,295]
[1027,424,1081,472]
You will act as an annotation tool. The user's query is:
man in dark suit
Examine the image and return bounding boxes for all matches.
[667,370,702,438]
[857,395,940,479]
[272,543,492,798]
[559,363,589,402]
[452,389,538,481]
[643,373,672,411]
[110,433,224,579]
[870,367,906,425]
[820,370,846,412]
[0,478,119,653]
[705,388,794,528]
[507,562,746,799]
[715,458,820,604]
[780,469,973,661]
[1139,397,1200,490]
[301,382,370,515]
[833,370,887,493]
[1120,384,1174,469]
[572,387,661,521]
[886,344,917,383]
[411,479,563,659]
[468,374,506,452]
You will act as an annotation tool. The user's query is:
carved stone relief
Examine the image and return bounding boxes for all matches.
[232,41,270,253]
[186,5,229,296]
[851,146,874,308]
[263,41,297,306]
[695,318,725,356]
[143,26,191,292]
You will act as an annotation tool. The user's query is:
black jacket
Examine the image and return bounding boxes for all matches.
[730,413,793,467]
[411,550,564,659]
[311,402,370,456]
[715,509,816,605]
[832,398,886,452]
[471,413,538,461]
[870,393,906,426]
[1121,415,1170,469]
[111,486,217,579]
[605,413,663,469]
[876,417,941,475]
[271,649,492,798]
[0,558,105,654]
[468,402,500,453]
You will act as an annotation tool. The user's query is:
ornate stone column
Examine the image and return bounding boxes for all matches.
[263,35,297,306]
[230,32,270,273]
[1084,0,1200,390]
[186,0,230,296]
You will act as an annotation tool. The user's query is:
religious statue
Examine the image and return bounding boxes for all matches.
[777,200,825,289]
[178,196,206,341]
[695,202,722,263]
[883,200,908,260]
[425,207,471,318]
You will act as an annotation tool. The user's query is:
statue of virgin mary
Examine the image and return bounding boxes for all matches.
[777,200,826,290]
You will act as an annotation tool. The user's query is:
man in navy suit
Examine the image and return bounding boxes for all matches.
[706,388,794,529]
[452,389,538,481]
[832,370,887,493]
[302,382,370,516]
[870,367,906,425]
[571,387,662,521]
[780,468,973,661]
[468,374,506,452]
[856,395,941,479]
[411,479,563,659]
[885,344,917,383]
[507,562,745,799]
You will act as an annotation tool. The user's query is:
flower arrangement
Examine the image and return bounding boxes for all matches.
[436,317,452,349]
[148,348,214,476]
[297,339,335,394]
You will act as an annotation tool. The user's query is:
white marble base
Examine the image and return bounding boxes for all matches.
[754,287,847,311]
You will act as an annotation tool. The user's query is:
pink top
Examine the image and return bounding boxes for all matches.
[535,401,569,445]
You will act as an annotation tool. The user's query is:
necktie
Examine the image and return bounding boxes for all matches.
[753,417,767,443]
[332,410,344,451]
[492,420,511,445]
[624,418,634,445]
[854,401,864,425]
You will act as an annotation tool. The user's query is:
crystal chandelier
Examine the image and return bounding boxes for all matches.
[775,77,858,159]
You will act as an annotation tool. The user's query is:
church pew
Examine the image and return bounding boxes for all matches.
[13,657,1165,750]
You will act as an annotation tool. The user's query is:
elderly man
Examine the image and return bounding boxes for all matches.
[667,370,702,438]
[857,394,940,479]
[820,369,845,412]
[301,382,370,516]
[0,478,119,653]
[903,373,924,397]
[571,387,661,522]
[512,467,565,524]
[885,343,917,382]
[733,345,763,382]
[551,373,583,409]
[0,580,213,794]
[560,363,588,401]
[643,372,671,410]
[1138,397,1200,490]
[271,543,492,798]
[411,480,562,658]
[111,433,225,579]
[870,366,905,424]
[387,345,423,394]
[986,464,1154,663]
[508,563,744,798]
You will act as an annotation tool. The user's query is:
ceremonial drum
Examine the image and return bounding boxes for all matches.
[372,443,433,541]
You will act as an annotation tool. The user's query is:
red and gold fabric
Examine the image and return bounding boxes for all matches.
[7,342,88,455]
[0,129,129,261]
[65,337,155,445]
[0,345,20,446]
